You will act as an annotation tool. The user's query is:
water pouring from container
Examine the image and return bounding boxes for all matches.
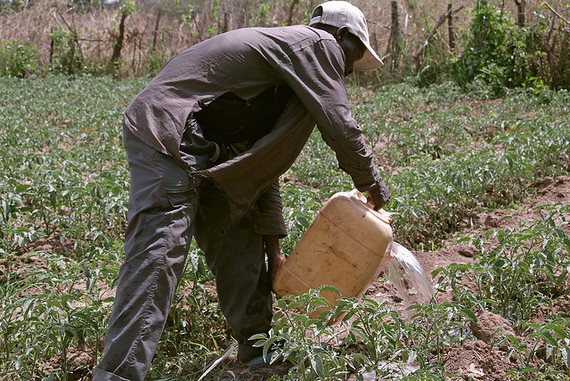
[384,241,435,314]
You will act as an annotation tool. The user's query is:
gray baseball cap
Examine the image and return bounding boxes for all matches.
[309,1,383,71]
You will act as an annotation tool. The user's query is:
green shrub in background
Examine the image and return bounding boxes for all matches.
[49,28,84,75]
[0,39,39,77]
[525,7,570,91]
[450,0,534,97]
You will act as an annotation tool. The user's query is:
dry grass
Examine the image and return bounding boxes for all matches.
[0,0,567,78]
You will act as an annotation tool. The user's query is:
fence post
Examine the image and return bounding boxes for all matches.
[152,10,161,49]
[109,11,127,71]
[223,11,230,32]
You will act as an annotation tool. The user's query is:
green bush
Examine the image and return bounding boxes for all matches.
[450,0,534,97]
[0,39,38,78]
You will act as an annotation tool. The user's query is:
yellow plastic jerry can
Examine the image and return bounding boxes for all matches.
[273,189,393,324]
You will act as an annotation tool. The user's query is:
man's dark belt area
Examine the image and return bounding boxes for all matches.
[194,84,294,144]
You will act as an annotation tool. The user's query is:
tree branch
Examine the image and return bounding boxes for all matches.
[413,5,464,64]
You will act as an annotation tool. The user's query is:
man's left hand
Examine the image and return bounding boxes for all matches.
[264,235,286,285]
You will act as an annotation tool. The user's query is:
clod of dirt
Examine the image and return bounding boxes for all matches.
[40,347,94,381]
[456,244,478,258]
[484,214,499,228]
[532,177,554,188]
[469,310,516,350]
[442,340,520,381]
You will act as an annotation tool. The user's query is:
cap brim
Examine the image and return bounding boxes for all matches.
[353,43,383,71]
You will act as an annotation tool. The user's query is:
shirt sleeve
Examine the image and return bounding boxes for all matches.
[273,36,381,191]
[253,181,288,237]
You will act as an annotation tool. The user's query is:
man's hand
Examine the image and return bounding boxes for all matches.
[263,235,286,285]
[366,179,391,210]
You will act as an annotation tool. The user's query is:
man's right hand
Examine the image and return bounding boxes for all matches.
[366,180,391,210]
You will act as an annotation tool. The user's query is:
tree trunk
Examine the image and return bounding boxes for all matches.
[413,5,464,71]
[152,10,161,49]
[448,3,455,51]
[514,0,526,27]
[388,0,400,71]
[110,11,128,70]
[287,0,300,26]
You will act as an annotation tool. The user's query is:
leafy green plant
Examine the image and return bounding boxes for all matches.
[525,319,570,375]
[435,205,569,324]
[279,182,324,255]
[406,301,477,367]
[352,83,570,248]
[342,296,423,379]
[0,39,38,77]
[0,75,141,379]
[344,296,404,364]
[504,319,570,379]
[285,132,354,193]
[252,286,356,380]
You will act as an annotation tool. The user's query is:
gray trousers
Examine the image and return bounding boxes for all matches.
[93,123,272,381]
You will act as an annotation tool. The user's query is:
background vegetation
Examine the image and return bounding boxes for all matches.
[0,0,568,91]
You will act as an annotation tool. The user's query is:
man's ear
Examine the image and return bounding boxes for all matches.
[335,26,349,41]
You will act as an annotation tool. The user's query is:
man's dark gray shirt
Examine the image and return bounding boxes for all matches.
[124,25,380,214]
